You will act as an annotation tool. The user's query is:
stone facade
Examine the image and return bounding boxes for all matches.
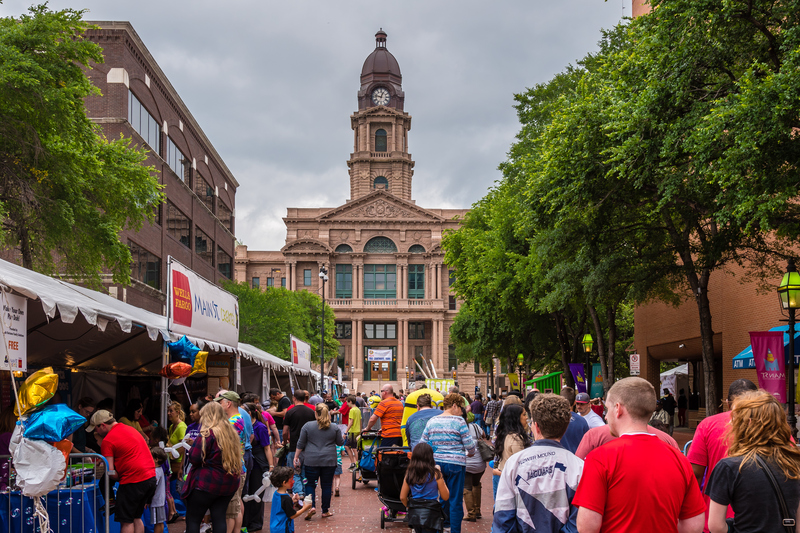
[235,31,480,394]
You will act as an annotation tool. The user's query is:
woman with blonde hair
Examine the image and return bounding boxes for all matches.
[167,401,187,522]
[706,390,800,533]
[182,401,242,533]
[294,403,343,519]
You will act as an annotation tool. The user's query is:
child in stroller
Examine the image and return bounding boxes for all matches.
[400,443,449,533]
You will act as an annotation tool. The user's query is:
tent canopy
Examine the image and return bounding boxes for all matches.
[660,363,689,377]
[732,326,800,370]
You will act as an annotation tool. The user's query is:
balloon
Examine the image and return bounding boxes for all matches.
[51,440,72,478]
[14,367,58,417]
[168,336,200,364]
[190,351,208,376]
[24,404,86,442]
[160,362,192,379]
[12,438,66,497]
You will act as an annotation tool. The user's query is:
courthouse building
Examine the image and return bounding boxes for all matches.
[235,31,474,393]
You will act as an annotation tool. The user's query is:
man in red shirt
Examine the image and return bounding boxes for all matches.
[575,421,679,459]
[88,410,156,533]
[365,384,404,446]
[573,377,705,533]
[687,378,757,533]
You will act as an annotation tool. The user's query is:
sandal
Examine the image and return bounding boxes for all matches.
[335,489,340,497]
[322,511,334,518]
[304,509,316,520]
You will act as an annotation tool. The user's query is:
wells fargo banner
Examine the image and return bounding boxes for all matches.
[168,258,239,347]
[751,331,787,403]
[290,335,311,372]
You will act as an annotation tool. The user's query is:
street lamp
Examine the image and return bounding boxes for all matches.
[319,265,328,394]
[582,333,594,395]
[778,259,800,440]
[517,353,524,393]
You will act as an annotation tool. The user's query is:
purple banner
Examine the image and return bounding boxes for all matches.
[569,363,588,394]
[751,331,786,403]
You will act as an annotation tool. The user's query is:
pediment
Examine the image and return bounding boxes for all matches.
[281,238,333,255]
[356,106,408,119]
[317,191,444,222]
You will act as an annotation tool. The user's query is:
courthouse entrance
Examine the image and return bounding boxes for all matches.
[364,346,396,380]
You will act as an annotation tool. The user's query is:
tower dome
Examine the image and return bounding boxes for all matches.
[358,29,405,110]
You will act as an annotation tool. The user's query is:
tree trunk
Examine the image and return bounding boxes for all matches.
[587,304,608,396]
[693,271,718,415]
[606,305,618,394]
[553,311,575,388]
[19,225,32,270]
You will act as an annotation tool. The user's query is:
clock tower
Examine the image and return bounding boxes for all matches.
[348,30,415,202]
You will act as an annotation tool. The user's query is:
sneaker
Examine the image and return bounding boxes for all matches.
[241,528,248,533]
[199,524,212,533]
[348,464,357,471]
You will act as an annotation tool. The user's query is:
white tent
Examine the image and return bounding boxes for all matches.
[660,363,689,398]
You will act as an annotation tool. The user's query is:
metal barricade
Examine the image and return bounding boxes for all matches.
[1,453,111,533]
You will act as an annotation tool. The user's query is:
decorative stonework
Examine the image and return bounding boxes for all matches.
[355,199,412,218]
[340,231,349,241]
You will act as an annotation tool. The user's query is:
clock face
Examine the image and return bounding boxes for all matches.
[371,87,390,106]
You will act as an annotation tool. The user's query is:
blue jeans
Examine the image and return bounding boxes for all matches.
[473,413,484,434]
[492,473,499,500]
[286,452,305,496]
[304,465,336,513]
[438,462,465,533]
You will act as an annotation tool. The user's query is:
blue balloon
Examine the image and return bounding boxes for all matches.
[168,335,200,365]
[24,404,86,442]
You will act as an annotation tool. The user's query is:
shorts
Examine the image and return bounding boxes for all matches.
[226,470,246,519]
[347,434,358,448]
[150,504,167,525]
[115,477,157,523]
[335,464,342,475]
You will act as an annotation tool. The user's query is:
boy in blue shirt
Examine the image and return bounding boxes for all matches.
[270,467,312,533]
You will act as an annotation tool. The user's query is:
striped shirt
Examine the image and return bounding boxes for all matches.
[374,397,403,438]
[420,415,476,466]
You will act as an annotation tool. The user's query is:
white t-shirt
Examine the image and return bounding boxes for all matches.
[580,409,606,429]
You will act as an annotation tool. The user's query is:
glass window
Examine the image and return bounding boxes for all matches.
[267,278,274,287]
[449,295,457,310]
[409,322,425,339]
[217,246,232,279]
[365,323,396,340]
[194,226,214,265]
[364,237,397,253]
[252,277,260,288]
[218,201,232,232]
[335,244,353,253]
[281,277,286,288]
[304,269,312,286]
[363,264,396,299]
[129,241,160,290]
[449,270,456,286]
[194,173,214,213]
[408,264,425,299]
[335,322,352,339]
[335,264,352,298]
[365,324,375,339]
[373,176,389,190]
[128,90,161,154]
[166,202,191,248]
[409,244,425,253]
[375,129,387,152]
[448,346,457,374]
[165,136,190,184]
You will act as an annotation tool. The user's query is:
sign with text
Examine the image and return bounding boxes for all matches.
[367,349,393,362]
[0,293,26,371]
[630,353,641,376]
[425,379,455,392]
[569,363,587,394]
[751,331,787,403]
[290,335,311,372]
[168,259,239,347]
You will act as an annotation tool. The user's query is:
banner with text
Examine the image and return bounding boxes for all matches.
[425,379,455,393]
[751,331,787,403]
[569,363,588,394]
[168,259,239,347]
[367,349,393,362]
[290,335,311,372]
[0,293,27,371]
[591,363,604,398]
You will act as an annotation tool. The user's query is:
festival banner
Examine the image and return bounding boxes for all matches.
[751,331,786,403]
[367,349,393,362]
[591,363,604,398]
[425,379,455,392]
[507,372,520,391]
[290,335,311,372]
[569,363,588,394]
[168,258,239,347]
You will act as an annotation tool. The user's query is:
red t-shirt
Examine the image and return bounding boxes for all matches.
[338,401,351,425]
[573,434,705,533]
[575,424,678,460]
[101,423,155,484]
[686,411,735,532]
[591,404,604,418]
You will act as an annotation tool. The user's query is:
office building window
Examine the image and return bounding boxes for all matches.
[303,269,312,286]
[408,322,425,339]
[128,90,160,154]
[194,174,214,213]
[375,129,387,152]
[335,322,352,339]
[364,236,397,253]
[449,295,457,310]
[195,226,214,266]
[281,277,286,288]
[409,244,425,253]
[363,264,396,299]
[165,136,190,184]
[129,241,160,290]
[267,277,274,287]
[166,202,191,248]
[218,201,233,232]
[449,270,456,286]
[373,176,389,190]
[252,277,260,288]
[336,244,353,253]
[364,323,396,340]
[217,246,232,279]
[408,264,425,299]
[335,264,352,298]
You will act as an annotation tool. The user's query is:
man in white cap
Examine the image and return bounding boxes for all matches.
[575,393,605,429]
[87,409,155,533]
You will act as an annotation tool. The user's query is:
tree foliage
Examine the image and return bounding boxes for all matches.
[0,5,163,285]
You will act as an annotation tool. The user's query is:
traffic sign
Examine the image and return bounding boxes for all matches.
[630,353,640,376]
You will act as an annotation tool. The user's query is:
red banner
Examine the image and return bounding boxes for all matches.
[750,331,786,403]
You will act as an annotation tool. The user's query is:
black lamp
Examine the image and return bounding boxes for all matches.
[778,259,800,440]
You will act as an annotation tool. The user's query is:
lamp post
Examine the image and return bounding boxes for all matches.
[319,265,328,395]
[582,334,594,395]
[517,353,524,393]
[778,259,800,441]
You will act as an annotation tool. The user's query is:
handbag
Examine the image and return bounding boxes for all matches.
[755,455,796,533]
[470,423,493,462]
[274,443,288,460]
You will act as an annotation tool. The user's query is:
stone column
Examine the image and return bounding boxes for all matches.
[285,263,291,290]
[431,318,439,376]
[398,264,405,299]
[355,264,362,299]
[436,263,442,300]
[356,318,363,372]
[351,321,357,373]
[397,319,405,375]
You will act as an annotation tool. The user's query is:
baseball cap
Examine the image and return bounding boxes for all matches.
[85,409,114,432]
[214,391,241,403]
[575,393,590,404]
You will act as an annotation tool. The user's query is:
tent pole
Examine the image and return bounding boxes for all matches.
[160,341,169,428]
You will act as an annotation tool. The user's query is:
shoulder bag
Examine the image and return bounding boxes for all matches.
[755,455,796,533]
[471,423,494,462]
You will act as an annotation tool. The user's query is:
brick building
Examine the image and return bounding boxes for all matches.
[235,31,475,394]
[82,21,238,313]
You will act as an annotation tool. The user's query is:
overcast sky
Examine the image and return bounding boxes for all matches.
[1,1,626,250]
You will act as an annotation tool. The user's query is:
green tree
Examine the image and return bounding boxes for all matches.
[0,5,162,285]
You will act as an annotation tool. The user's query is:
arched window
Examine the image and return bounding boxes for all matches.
[409,244,425,253]
[375,129,387,152]
[335,244,353,253]
[364,236,398,253]
[373,176,389,190]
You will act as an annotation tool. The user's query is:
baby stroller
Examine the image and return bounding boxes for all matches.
[376,446,411,529]
[352,429,382,489]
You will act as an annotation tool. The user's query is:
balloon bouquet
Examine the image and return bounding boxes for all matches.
[8,367,87,533]
[159,337,208,456]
